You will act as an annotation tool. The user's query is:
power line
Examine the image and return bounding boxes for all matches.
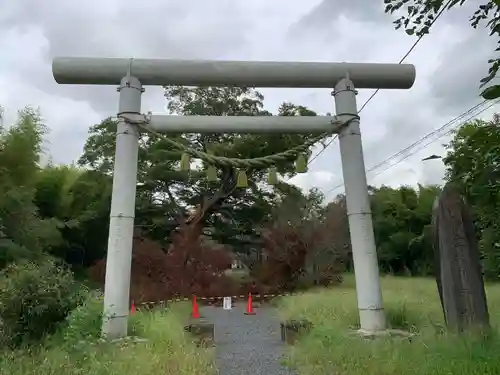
[366,100,499,179]
[326,100,495,195]
[307,134,338,164]
[325,99,500,196]
[306,0,453,167]
[361,101,488,173]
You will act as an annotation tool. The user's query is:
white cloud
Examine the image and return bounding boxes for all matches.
[0,0,498,200]
[289,170,336,194]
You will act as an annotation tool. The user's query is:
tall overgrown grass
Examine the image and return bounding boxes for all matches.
[278,275,500,375]
[0,299,216,375]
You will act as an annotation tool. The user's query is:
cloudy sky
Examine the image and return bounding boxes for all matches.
[1,0,498,201]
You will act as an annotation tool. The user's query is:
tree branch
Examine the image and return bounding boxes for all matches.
[185,166,239,227]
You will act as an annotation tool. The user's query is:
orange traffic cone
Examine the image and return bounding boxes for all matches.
[130,301,136,314]
[244,293,256,315]
[192,295,200,319]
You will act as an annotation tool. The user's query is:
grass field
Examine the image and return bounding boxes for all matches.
[0,301,216,375]
[278,275,500,375]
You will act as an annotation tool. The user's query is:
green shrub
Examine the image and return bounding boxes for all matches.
[0,257,85,348]
[56,290,103,346]
[52,289,146,348]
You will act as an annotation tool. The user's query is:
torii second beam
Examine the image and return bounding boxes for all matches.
[139,114,344,134]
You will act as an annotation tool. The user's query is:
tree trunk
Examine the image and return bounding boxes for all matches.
[175,167,238,273]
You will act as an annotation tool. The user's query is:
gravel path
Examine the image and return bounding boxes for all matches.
[201,301,296,375]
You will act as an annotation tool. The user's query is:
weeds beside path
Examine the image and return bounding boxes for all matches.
[278,275,500,375]
[0,302,216,375]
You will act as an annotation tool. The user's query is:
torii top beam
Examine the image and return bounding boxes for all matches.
[52,57,415,89]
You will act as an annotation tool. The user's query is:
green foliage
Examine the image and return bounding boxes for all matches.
[0,257,85,348]
[78,86,320,251]
[325,185,440,276]
[443,114,500,279]
[370,184,440,275]
[272,186,326,221]
[285,183,442,277]
[34,165,82,219]
[481,84,500,99]
[0,106,111,273]
[384,0,500,99]
[0,107,61,268]
[0,107,46,186]
[35,168,113,270]
[51,289,144,348]
[53,290,104,345]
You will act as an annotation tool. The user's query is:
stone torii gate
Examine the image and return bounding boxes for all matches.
[52,57,415,339]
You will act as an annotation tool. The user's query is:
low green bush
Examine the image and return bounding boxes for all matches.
[51,289,144,347]
[0,257,84,348]
[50,289,103,346]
